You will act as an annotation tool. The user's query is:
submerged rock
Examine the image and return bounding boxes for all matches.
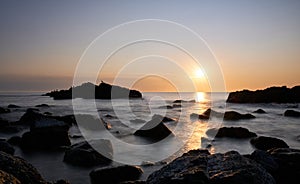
[147,149,275,184]
[253,109,267,114]
[90,165,143,184]
[284,109,300,117]
[0,151,47,184]
[134,115,174,141]
[224,111,255,120]
[250,136,289,151]
[64,139,113,167]
[213,127,257,138]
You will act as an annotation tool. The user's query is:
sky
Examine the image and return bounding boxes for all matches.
[0,0,300,92]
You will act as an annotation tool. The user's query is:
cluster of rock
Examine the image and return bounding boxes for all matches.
[43,81,142,100]
[227,85,300,103]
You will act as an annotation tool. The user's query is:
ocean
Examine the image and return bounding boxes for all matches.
[0,92,299,183]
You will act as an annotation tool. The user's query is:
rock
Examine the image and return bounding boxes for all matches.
[44,112,52,116]
[152,114,175,122]
[172,104,182,108]
[250,150,279,173]
[44,81,142,100]
[104,114,114,118]
[173,100,185,103]
[7,136,22,146]
[214,127,257,138]
[267,148,300,184]
[0,141,15,155]
[227,85,300,103]
[253,109,266,114]
[0,107,10,114]
[190,113,209,120]
[90,165,143,184]
[64,139,113,167]
[224,111,255,120]
[7,104,21,108]
[0,170,21,184]
[19,109,45,125]
[134,115,174,141]
[147,149,275,184]
[158,105,173,109]
[284,110,300,117]
[35,104,50,107]
[250,136,289,151]
[0,151,47,184]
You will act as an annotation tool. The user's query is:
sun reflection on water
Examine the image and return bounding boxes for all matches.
[195,92,205,102]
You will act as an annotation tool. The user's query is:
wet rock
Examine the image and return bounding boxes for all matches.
[172,104,182,108]
[267,148,300,184]
[190,113,209,120]
[253,109,266,114]
[0,151,47,184]
[224,111,255,120]
[0,141,15,155]
[0,170,21,184]
[214,127,257,138]
[250,150,279,173]
[19,109,45,125]
[284,109,300,117]
[0,107,10,114]
[134,115,173,141]
[64,139,113,167]
[147,149,275,184]
[250,136,289,151]
[7,104,21,108]
[35,104,50,107]
[90,165,143,184]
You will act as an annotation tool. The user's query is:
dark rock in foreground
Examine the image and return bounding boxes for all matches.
[90,165,143,184]
[227,85,300,103]
[0,151,47,184]
[7,136,22,146]
[0,141,15,155]
[147,149,275,184]
[253,109,267,114]
[0,170,21,184]
[224,111,256,120]
[250,136,289,151]
[64,139,113,167]
[134,115,174,141]
[284,109,300,117]
[214,127,257,138]
[44,81,142,100]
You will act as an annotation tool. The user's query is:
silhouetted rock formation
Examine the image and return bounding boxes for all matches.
[90,165,143,184]
[147,149,275,184]
[44,81,142,100]
[211,127,257,138]
[227,86,300,103]
[250,136,289,151]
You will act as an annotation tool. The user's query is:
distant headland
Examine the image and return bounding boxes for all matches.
[227,85,300,103]
[43,81,142,100]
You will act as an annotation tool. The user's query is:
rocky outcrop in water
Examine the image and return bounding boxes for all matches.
[207,127,257,138]
[227,86,300,103]
[90,165,143,184]
[250,136,289,151]
[284,109,300,117]
[253,109,266,114]
[224,111,255,120]
[147,149,275,184]
[64,139,113,167]
[44,81,142,100]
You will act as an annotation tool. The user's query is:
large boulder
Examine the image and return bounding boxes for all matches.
[0,170,21,184]
[90,165,143,184]
[147,149,275,184]
[134,115,174,141]
[0,151,46,184]
[0,141,15,155]
[284,110,300,117]
[224,111,255,120]
[250,136,289,151]
[213,127,257,138]
[64,139,113,167]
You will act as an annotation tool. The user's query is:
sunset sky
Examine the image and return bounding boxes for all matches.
[0,0,299,92]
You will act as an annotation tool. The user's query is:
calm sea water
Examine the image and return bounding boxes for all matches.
[0,92,299,183]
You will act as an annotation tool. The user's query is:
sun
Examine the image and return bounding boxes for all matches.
[195,68,205,78]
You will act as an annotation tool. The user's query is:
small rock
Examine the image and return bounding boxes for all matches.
[214,127,257,138]
[224,111,256,120]
[152,114,175,122]
[35,104,50,107]
[7,104,21,108]
[284,110,300,117]
[253,109,267,114]
[250,136,289,151]
[90,165,143,184]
